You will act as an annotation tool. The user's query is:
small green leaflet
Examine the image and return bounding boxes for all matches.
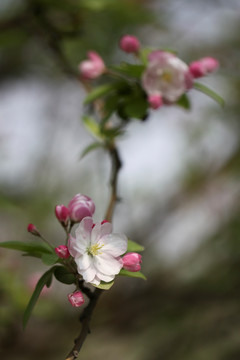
[177,94,191,110]
[80,142,104,159]
[127,239,144,252]
[119,269,146,280]
[41,252,59,266]
[111,64,145,79]
[0,241,52,257]
[194,82,225,107]
[54,266,75,285]
[23,266,57,328]
[84,83,115,105]
[92,280,114,290]
[82,115,101,139]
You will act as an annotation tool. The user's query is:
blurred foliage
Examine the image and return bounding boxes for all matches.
[0,0,152,78]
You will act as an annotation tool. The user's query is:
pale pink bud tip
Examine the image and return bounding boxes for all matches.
[79,51,105,80]
[189,57,219,78]
[68,291,85,307]
[27,223,40,236]
[122,252,142,272]
[148,94,163,109]
[55,205,69,225]
[119,35,140,53]
[55,245,70,259]
[68,194,95,223]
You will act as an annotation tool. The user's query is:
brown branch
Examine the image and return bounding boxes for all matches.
[65,288,102,360]
[104,144,122,222]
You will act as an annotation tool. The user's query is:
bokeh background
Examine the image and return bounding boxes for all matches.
[1,0,240,359]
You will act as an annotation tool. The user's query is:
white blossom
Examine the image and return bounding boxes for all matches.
[68,217,128,285]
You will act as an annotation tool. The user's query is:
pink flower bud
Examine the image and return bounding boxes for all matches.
[27,223,40,236]
[122,252,142,272]
[68,291,85,307]
[189,57,219,78]
[68,194,95,223]
[55,205,69,225]
[119,35,140,53]
[79,51,105,80]
[55,245,70,259]
[148,94,163,109]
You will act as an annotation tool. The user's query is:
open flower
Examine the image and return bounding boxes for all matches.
[68,217,127,285]
[142,50,193,103]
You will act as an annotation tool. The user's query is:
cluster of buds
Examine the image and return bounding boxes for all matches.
[55,193,95,228]
[78,34,219,111]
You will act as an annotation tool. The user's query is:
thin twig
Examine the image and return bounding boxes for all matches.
[65,288,102,360]
[105,144,122,222]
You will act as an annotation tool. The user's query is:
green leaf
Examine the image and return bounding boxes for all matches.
[80,142,104,159]
[92,280,114,290]
[127,239,144,252]
[0,241,52,257]
[119,269,146,280]
[41,252,59,265]
[82,115,101,139]
[194,82,225,107]
[111,64,145,79]
[177,94,191,110]
[54,266,75,285]
[84,83,115,105]
[23,267,57,328]
[124,97,148,119]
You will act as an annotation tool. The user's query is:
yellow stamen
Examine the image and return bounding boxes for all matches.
[161,71,172,83]
[88,243,104,256]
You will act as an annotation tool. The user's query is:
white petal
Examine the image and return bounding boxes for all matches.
[90,276,101,286]
[94,253,122,276]
[68,236,79,258]
[101,233,128,257]
[74,217,92,251]
[76,253,92,270]
[80,264,96,283]
[97,272,115,283]
[91,221,112,245]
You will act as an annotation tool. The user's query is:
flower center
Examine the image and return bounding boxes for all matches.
[88,243,104,256]
[161,71,172,83]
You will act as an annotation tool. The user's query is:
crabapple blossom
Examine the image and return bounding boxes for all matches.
[68,291,85,307]
[68,217,128,285]
[55,245,70,259]
[189,57,219,78]
[119,35,140,53]
[55,205,69,225]
[122,252,142,272]
[68,194,95,223]
[142,50,193,103]
[79,51,105,80]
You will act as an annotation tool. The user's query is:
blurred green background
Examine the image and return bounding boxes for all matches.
[1,0,240,359]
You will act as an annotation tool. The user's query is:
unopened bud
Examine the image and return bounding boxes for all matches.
[55,205,69,225]
[55,245,70,259]
[79,51,105,80]
[68,194,95,223]
[189,57,219,78]
[119,35,140,54]
[148,94,163,109]
[68,291,85,307]
[27,223,40,236]
[122,252,142,272]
